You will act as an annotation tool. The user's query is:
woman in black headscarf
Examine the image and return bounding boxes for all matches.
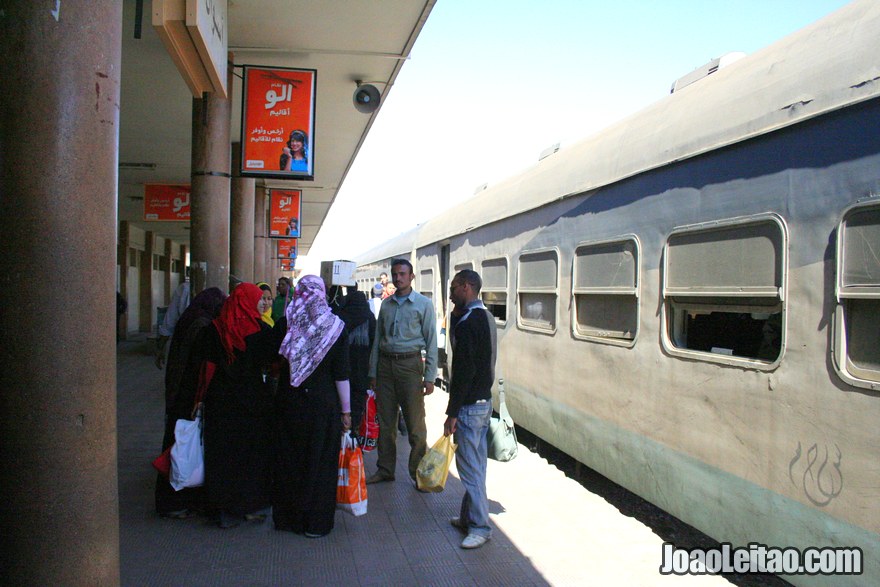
[334,286,376,429]
[155,287,226,518]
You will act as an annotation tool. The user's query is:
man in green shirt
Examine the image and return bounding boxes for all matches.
[368,259,438,486]
[271,277,291,323]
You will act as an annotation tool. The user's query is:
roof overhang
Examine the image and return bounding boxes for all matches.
[119,0,435,255]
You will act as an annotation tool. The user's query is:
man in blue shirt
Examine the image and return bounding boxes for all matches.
[368,259,438,486]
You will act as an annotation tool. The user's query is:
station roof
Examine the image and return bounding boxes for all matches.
[118,0,435,255]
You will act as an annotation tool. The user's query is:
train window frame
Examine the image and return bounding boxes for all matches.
[833,199,880,391]
[516,247,560,334]
[418,268,434,300]
[480,256,509,327]
[661,213,788,369]
[571,236,640,347]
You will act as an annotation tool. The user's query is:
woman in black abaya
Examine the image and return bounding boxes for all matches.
[195,283,282,528]
[155,287,226,517]
[274,275,351,538]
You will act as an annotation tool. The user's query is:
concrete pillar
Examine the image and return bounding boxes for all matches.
[163,239,173,304]
[254,186,269,283]
[230,143,255,283]
[179,243,189,289]
[118,221,132,339]
[140,231,155,332]
[0,2,122,584]
[189,61,233,295]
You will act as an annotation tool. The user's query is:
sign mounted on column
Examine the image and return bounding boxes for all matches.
[144,184,191,221]
[240,66,316,180]
[153,0,228,98]
[277,239,297,260]
[268,189,301,238]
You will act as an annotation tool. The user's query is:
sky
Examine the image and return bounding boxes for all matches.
[299,0,853,275]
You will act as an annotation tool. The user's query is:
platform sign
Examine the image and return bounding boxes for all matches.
[144,184,191,221]
[240,66,316,180]
[269,189,301,238]
[277,239,297,260]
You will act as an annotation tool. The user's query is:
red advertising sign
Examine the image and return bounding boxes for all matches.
[281,258,295,271]
[269,189,301,238]
[240,66,316,179]
[144,184,191,221]
[277,239,297,259]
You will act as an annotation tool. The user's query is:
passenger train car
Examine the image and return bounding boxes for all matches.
[355,3,879,583]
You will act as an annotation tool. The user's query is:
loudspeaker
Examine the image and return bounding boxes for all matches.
[353,84,381,114]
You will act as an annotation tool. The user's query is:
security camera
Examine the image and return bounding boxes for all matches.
[353,84,381,114]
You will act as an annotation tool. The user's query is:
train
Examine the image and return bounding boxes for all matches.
[354,2,879,584]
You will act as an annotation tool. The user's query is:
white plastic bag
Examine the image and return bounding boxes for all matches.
[170,411,204,491]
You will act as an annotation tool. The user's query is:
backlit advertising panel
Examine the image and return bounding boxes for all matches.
[269,189,301,238]
[277,239,297,259]
[144,184,191,221]
[281,258,295,271]
[240,65,316,180]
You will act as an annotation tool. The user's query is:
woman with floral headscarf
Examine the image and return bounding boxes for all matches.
[273,275,351,538]
[192,283,283,528]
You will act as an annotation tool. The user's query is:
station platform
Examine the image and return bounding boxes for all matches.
[116,337,741,586]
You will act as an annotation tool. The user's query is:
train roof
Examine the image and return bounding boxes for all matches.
[365,0,878,255]
[354,225,418,265]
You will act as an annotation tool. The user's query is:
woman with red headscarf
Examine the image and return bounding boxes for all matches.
[190,283,284,528]
[273,275,352,538]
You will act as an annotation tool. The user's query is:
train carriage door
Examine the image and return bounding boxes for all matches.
[440,244,450,316]
[438,244,450,387]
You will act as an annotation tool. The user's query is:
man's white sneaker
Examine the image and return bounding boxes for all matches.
[461,533,489,549]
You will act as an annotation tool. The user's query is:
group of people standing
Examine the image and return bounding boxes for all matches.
[365,260,497,549]
[155,276,356,537]
[154,259,498,549]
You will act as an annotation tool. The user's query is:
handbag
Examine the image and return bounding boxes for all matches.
[416,434,457,492]
[488,380,518,462]
[169,407,205,490]
[152,445,172,478]
[337,434,368,516]
[357,389,379,451]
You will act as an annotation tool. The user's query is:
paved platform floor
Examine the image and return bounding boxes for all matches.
[117,337,734,586]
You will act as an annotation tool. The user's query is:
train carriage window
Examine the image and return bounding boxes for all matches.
[573,238,639,345]
[419,269,434,300]
[481,258,508,326]
[663,216,786,366]
[834,203,880,389]
[517,249,558,332]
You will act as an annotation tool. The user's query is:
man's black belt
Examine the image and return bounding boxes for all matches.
[380,350,421,360]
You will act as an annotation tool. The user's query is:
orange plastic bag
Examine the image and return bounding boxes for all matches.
[337,434,368,516]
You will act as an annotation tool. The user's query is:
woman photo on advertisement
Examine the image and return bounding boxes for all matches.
[285,217,298,236]
[280,129,309,172]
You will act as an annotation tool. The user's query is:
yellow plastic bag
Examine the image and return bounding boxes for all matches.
[416,434,457,492]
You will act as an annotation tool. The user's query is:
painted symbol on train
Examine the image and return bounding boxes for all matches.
[788,442,843,507]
